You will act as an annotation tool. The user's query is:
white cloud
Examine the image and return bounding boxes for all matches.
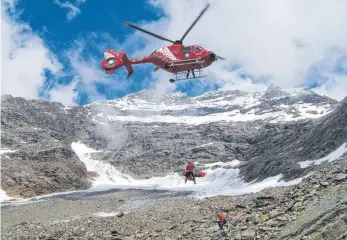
[68,52,106,102]
[126,0,347,99]
[68,49,105,84]
[49,78,79,106]
[1,0,63,99]
[1,0,107,106]
[65,39,132,103]
[207,65,268,93]
[312,74,347,101]
[1,0,83,106]
[54,0,81,21]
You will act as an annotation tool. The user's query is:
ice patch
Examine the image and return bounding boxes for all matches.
[50,219,72,224]
[93,212,121,217]
[298,142,347,168]
[106,104,332,124]
[195,142,217,148]
[0,149,18,154]
[1,150,15,160]
[71,142,134,188]
[71,142,302,198]
[60,107,71,114]
[0,188,12,201]
[203,160,240,168]
[107,111,276,125]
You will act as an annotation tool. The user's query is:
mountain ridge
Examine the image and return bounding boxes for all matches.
[1,86,346,198]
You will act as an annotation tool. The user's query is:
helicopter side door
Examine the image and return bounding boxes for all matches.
[168,45,183,60]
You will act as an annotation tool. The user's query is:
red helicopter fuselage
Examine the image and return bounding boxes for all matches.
[101,4,224,82]
[100,44,217,77]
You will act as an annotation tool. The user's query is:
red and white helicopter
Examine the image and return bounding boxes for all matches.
[100,3,225,83]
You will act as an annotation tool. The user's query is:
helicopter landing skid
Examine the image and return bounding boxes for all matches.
[169,69,207,83]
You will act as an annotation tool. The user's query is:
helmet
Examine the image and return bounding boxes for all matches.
[215,207,221,213]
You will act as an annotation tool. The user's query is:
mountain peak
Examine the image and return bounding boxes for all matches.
[262,84,289,99]
[266,83,282,92]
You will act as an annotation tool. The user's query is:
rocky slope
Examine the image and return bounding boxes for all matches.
[241,96,347,181]
[1,86,345,198]
[0,95,95,197]
[2,151,346,240]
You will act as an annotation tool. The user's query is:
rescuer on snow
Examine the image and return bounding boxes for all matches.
[185,161,196,184]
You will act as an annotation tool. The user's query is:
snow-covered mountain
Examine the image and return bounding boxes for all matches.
[1,85,346,200]
[88,85,337,125]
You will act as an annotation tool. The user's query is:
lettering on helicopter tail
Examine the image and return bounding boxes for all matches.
[120,52,134,78]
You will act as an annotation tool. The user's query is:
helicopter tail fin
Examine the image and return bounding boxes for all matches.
[120,52,134,78]
[101,49,134,78]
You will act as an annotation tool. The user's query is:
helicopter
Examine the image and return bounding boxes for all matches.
[100,3,225,83]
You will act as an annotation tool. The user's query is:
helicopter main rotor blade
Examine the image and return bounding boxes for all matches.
[124,22,176,44]
[179,3,210,43]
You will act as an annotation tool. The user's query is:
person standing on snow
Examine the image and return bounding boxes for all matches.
[215,207,227,230]
[185,162,196,184]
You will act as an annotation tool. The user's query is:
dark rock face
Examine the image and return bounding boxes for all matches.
[1,95,93,197]
[299,96,347,158]
[241,97,347,181]
[1,148,91,197]
[0,86,345,197]
[90,122,260,178]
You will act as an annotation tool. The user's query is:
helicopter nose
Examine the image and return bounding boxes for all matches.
[208,50,217,61]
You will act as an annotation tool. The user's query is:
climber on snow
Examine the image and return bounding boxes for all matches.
[185,161,196,184]
[215,207,227,230]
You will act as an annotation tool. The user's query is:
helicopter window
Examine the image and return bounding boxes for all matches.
[192,46,202,52]
[182,47,191,54]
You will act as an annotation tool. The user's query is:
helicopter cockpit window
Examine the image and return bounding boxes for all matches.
[192,46,202,52]
[182,47,191,54]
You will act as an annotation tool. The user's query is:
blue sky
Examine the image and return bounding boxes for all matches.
[3,0,223,105]
[2,0,347,106]
[9,0,167,104]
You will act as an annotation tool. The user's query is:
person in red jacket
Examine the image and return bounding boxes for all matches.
[185,162,196,184]
[216,207,227,230]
